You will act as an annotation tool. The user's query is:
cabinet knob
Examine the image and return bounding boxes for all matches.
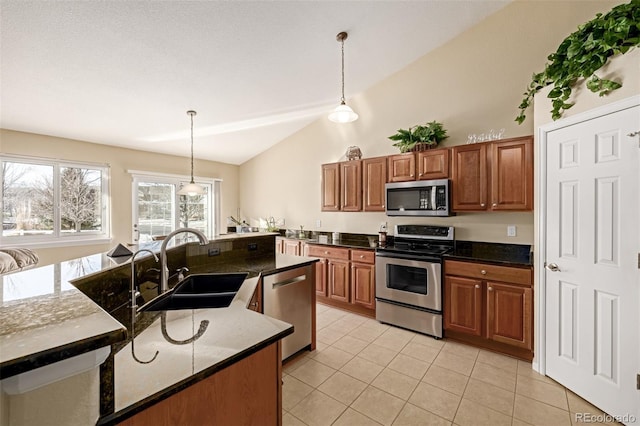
[360,255,364,258]
[488,286,493,291]
[382,204,385,208]
[410,174,414,177]
[492,203,497,207]
[475,284,480,289]
[249,301,258,307]
[480,203,485,207]
[324,251,329,254]
[480,270,487,275]
[419,173,423,176]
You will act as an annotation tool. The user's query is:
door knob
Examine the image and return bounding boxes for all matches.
[546,262,561,272]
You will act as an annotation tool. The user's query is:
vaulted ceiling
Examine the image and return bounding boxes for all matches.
[1,1,510,165]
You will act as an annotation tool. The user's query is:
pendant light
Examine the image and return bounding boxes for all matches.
[328,31,359,123]
[177,110,205,196]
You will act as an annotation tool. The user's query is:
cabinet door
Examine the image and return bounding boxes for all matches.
[490,137,533,211]
[283,239,301,256]
[275,238,284,254]
[340,161,362,211]
[351,262,375,309]
[486,281,532,349]
[451,144,488,211]
[417,148,449,180]
[387,153,416,182]
[315,257,328,297]
[328,259,350,302]
[362,157,387,212]
[321,163,340,211]
[444,276,482,336]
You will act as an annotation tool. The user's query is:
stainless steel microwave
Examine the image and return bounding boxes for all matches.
[385,179,452,216]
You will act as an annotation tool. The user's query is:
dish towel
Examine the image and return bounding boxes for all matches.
[0,248,39,275]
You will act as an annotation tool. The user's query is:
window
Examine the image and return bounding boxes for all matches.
[131,172,219,243]
[1,156,110,246]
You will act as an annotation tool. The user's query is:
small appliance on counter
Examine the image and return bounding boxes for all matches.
[375,224,454,338]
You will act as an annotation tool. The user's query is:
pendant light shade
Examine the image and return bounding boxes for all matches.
[328,31,358,123]
[177,110,206,196]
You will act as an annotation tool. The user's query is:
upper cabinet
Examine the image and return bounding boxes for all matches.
[417,148,449,180]
[362,157,387,212]
[451,136,533,212]
[321,161,363,212]
[340,161,362,212]
[321,163,340,211]
[387,153,416,182]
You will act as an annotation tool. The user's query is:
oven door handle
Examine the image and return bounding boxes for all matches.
[375,251,442,263]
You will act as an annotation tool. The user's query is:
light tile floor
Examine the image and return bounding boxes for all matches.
[282,303,618,426]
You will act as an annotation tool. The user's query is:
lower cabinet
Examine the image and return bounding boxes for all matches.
[118,341,282,425]
[276,237,302,256]
[305,244,375,317]
[444,259,533,360]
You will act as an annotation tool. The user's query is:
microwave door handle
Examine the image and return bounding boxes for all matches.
[431,186,437,210]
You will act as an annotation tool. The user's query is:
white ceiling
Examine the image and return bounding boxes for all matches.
[0,1,509,165]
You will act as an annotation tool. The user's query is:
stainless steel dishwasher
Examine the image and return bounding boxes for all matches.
[262,264,313,360]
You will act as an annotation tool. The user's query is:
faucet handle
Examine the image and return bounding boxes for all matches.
[176,267,189,281]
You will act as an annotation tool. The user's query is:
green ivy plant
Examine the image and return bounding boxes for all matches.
[389,121,449,153]
[516,0,639,124]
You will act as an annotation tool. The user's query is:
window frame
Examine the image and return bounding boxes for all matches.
[0,154,111,248]
[129,170,220,243]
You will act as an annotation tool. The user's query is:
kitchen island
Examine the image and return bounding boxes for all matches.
[0,233,317,425]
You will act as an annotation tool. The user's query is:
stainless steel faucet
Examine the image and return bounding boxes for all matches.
[130,249,159,309]
[159,228,209,292]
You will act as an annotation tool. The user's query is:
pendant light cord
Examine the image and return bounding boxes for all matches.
[340,38,345,104]
[189,111,195,184]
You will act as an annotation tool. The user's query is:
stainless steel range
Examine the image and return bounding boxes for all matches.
[375,224,454,338]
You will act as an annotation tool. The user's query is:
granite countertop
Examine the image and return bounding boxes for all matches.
[0,254,128,379]
[102,276,294,424]
[446,240,533,267]
[0,233,313,380]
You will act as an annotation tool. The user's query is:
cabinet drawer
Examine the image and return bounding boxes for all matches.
[306,244,350,260]
[350,249,375,264]
[445,260,531,286]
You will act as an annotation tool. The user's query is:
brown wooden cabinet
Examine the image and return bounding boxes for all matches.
[417,148,449,180]
[490,137,533,210]
[350,249,375,310]
[362,156,387,212]
[321,163,340,211]
[387,153,415,182]
[451,143,488,210]
[444,259,533,360]
[321,161,362,212]
[283,239,302,256]
[305,244,375,317]
[119,341,282,426]
[451,136,533,212]
[340,160,362,211]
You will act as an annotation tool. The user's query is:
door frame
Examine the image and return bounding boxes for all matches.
[534,94,640,376]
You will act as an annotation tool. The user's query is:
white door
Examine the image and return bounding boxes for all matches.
[545,103,639,424]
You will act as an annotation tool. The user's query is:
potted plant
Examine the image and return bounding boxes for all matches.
[389,121,449,153]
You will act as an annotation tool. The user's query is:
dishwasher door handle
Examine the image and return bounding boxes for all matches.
[271,275,306,289]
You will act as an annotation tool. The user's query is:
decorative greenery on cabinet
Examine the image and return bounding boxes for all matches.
[388,121,448,153]
[516,0,639,124]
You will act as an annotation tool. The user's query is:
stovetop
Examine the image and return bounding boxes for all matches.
[377,225,454,256]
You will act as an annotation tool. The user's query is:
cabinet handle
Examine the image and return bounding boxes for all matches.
[480,270,487,275]
[480,203,486,207]
[488,286,493,291]
[475,284,480,289]
[249,301,258,307]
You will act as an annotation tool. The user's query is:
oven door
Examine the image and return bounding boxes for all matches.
[375,252,442,311]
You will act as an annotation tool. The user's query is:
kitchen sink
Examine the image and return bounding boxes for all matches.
[137,272,248,312]
[174,273,248,294]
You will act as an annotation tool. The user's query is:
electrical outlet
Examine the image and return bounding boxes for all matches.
[276,218,285,227]
[316,219,322,228]
[507,225,517,237]
[380,221,388,232]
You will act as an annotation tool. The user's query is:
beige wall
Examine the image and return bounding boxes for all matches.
[1,129,240,266]
[238,0,619,244]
